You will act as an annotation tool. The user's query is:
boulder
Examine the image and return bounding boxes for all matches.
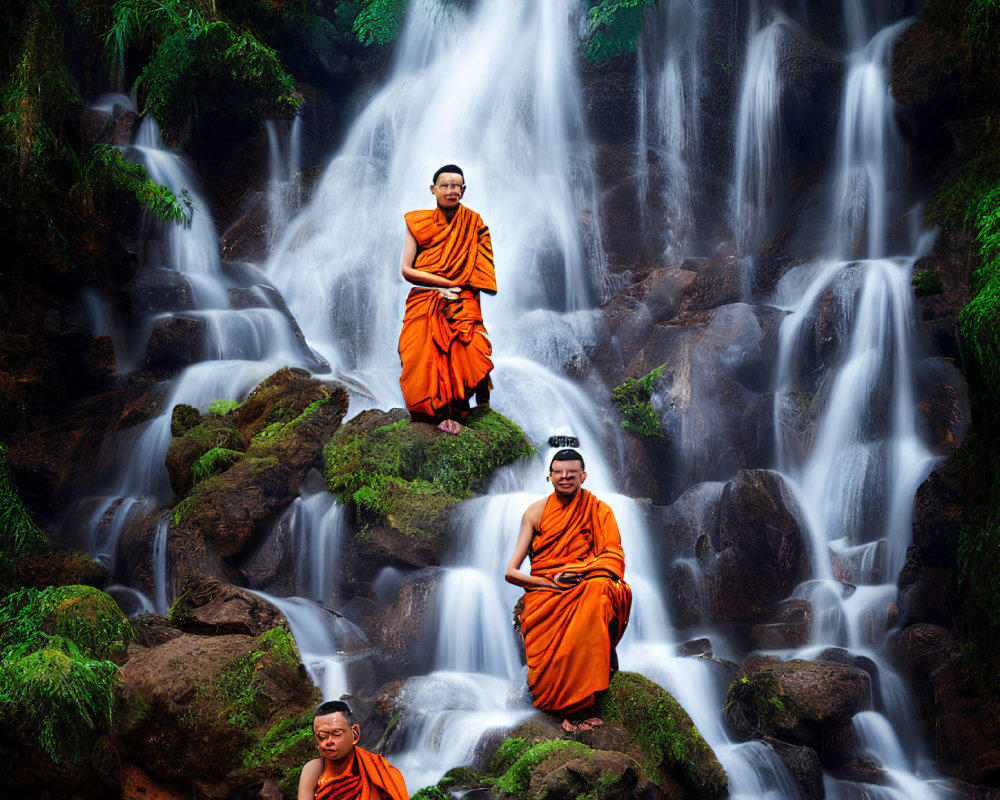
[701,470,810,626]
[165,405,247,497]
[231,366,335,441]
[724,657,870,760]
[764,737,824,800]
[169,374,349,561]
[325,406,533,585]
[16,549,110,590]
[112,626,319,798]
[168,576,285,636]
[364,567,443,686]
[128,268,194,313]
[749,598,813,650]
[142,316,205,376]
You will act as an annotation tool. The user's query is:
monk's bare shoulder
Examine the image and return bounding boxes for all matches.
[522,496,547,527]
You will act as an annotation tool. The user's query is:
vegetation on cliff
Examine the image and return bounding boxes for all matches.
[323,407,534,535]
[612,365,665,438]
[0,585,132,763]
[919,0,1000,686]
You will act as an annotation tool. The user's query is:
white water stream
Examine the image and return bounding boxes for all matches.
[67,0,967,797]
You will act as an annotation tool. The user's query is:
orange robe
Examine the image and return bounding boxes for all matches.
[314,747,409,800]
[398,204,496,423]
[521,489,633,716]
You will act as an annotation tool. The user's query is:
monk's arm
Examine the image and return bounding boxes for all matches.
[297,758,323,800]
[506,502,555,588]
[399,228,458,289]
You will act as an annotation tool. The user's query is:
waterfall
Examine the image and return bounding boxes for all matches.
[64,0,967,796]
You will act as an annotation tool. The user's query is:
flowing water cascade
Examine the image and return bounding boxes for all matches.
[61,0,970,796]
[761,4,951,799]
[635,0,704,260]
[265,117,304,249]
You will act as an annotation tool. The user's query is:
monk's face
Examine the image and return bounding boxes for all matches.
[313,711,360,764]
[431,172,465,209]
[549,458,585,498]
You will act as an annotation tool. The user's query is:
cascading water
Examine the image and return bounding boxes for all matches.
[65,0,972,796]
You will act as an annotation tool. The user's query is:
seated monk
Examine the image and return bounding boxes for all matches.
[504,448,632,731]
[298,700,408,800]
[398,164,497,435]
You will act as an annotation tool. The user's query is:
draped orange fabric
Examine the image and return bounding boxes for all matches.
[398,204,496,422]
[314,747,409,800]
[521,489,632,716]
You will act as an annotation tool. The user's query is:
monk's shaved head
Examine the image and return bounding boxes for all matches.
[433,164,464,184]
[550,448,584,471]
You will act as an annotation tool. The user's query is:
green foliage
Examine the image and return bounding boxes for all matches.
[353,0,407,45]
[584,0,659,64]
[139,17,298,130]
[0,586,132,764]
[0,443,49,583]
[612,366,664,438]
[79,143,192,224]
[912,269,944,296]
[495,740,592,795]
[191,447,244,483]
[489,736,530,775]
[411,787,450,800]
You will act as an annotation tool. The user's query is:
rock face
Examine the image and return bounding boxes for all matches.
[701,470,810,627]
[112,613,319,800]
[891,624,1000,786]
[725,656,872,778]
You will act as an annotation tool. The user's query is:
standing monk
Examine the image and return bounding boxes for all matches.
[505,449,632,731]
[398,165,497,434]
[298,700,409,800]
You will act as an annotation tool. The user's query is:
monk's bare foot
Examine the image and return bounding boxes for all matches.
[437,419,463,435]
[561,718,579,732]
[582,717,604,729]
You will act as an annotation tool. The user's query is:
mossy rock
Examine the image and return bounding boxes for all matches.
[16,549,109,591]
[0,586,133,765]
[323,406,534,536]
[166,408,248,496]
[596,671,728,800]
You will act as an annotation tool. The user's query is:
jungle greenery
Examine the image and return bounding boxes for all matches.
[612,366,665,437]
[0,585,133,764]
[0,444,49,586]
[923,0,1000,688]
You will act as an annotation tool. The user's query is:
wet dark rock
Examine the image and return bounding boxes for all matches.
[656,481,724,556]
[365,567,443,685]
[16,548,110,590]
[128,268,195,313]
[220,191,269,264]
[169,576,285,636]
[676,638,713,658]
[701,470,809,626]
[227,286,269,310]
[725,656,870,756]
[142,316,205,376]
[668,559,702,628]
[112,627,318,798]
[917,357,970,455]
[828,755,886,785]
[749,598,813,650]
[764,738,824,800]
[897,566,957,631]
[170,403,203,438]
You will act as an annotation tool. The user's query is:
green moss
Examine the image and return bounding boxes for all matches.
[324,408,533,534]
[489,736,531,775]
[210,399,241,416]
[0,586,132,764]
[495,740,592,795]
[191,447,244,483]
[912,269,944,296]
[612,366,665,438]
[242,712,313,769]
[0,442,49,584]
[724,674,787,732]
[214,624,301,731]
[597,671,727,799]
